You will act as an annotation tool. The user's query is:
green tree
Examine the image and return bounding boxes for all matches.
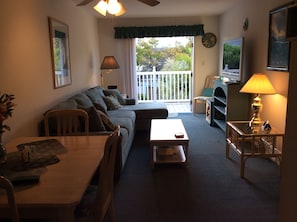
[136,38,163,71]
[136,37,192,72]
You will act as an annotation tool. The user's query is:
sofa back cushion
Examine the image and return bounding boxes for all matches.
[85,87,108,112]
[72,93,93,108]
[51,98,78,110]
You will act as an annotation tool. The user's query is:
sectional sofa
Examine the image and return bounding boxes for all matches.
[40,86,168,178]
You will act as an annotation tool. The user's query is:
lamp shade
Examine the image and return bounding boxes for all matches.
[93,0,107,16]
[93,0,126,16]
[240,73,276,95]
[100,56,120,70]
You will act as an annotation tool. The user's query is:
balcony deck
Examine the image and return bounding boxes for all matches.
[166,102,192,114]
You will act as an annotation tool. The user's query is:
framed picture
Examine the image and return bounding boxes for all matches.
[48,17,71,88]
[267,3,292,71]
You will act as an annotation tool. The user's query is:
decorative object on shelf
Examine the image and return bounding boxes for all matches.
[262,120,272,133]
[240,73,276,127]
[100,56,120,87]
[242,18,248,31]
[267,3,294,71]
[202,32,217,48]
[48,17,72,89]
[0,92,16,164]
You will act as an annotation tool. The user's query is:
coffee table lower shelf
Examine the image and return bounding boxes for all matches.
[153,145,186,165]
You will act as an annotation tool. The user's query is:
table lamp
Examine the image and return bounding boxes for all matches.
[240,73,276,127]
[100,56,120,86]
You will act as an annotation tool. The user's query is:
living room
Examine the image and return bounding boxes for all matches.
[1,0,296,220]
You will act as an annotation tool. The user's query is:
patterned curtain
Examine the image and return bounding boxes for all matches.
[114,24,204,39]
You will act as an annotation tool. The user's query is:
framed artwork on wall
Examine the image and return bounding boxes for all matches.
[267,3,292,72]
[48,17,72,88]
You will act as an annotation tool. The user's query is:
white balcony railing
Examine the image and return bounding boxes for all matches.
[137,67,192,103]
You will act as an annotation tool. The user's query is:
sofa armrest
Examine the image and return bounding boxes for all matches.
[125,98,136,105]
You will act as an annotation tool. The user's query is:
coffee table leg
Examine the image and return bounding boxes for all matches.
[184,144,189,168]
[150,144,155,168]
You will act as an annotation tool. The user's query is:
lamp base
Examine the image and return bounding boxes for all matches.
[249,116,262,127]
[249,117,262,133]
[249,94,263,126]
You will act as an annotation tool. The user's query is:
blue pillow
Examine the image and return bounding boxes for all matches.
[202,88,213,97]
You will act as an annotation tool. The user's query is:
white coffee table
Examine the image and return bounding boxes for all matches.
[150,119,189,168]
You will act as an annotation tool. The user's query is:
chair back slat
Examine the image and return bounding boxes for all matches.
[44,109,89,136]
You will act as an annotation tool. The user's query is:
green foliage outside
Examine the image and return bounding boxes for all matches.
[136,37,193,72]
[136,37,192,101]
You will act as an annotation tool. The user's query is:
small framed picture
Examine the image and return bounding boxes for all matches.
[267,3,292,72]
[48,17,72,88]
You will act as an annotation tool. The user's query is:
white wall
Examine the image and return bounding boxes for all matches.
[0,0,100,143]
[97,16,220,98]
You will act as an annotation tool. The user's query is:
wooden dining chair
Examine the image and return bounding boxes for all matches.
[0,176,20,222]
[75,126,120,222]
[44,109,89,136]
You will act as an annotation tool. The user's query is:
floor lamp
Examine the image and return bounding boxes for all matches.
[100,56,120,87]
[240,73,276,128]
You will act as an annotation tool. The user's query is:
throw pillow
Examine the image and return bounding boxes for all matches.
[97,110,116,131]
[81,106,106,131]
[202,88,214,97]
[103,89,126,105]
[103,95,122,110]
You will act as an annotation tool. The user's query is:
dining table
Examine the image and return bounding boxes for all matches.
[0,135,109,222]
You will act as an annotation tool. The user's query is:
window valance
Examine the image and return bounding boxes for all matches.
[114,24,204,39]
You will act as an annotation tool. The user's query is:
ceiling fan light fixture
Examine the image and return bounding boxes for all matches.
[107,0,121,15]
[115,1,126,16]
[93,0,107,16]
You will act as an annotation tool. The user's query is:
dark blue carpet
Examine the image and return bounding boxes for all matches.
[114,113,280,222]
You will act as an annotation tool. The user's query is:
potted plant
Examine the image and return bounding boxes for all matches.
[0,93,16,163]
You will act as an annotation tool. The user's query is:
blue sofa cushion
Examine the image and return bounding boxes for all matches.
[73,93,93,108]
[85,89,108,112]
[110,117,133,135]
[108,110,136,123]
[121,102,168,118]
[51,98,78,110]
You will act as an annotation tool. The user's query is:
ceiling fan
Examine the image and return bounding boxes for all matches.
[77,0,160,7]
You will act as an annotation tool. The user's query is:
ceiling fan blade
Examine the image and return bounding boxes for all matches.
[76,0,93,6]
[137,0,160,7]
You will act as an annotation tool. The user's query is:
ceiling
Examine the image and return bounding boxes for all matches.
[74,0,240,18]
